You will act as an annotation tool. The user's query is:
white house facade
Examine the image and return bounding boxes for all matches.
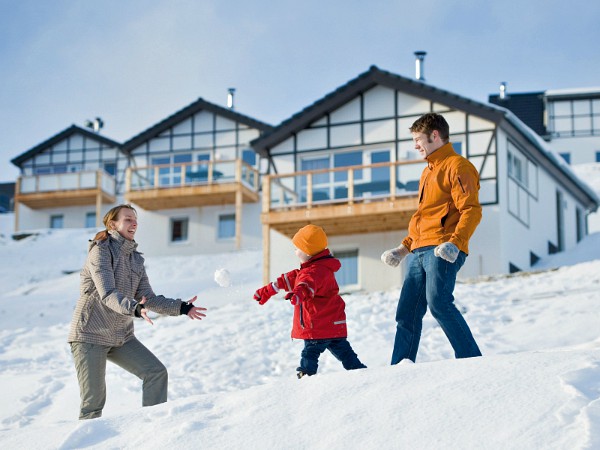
[120,97,272,257]
[9,69,599,293]
[11,125,125,232]
[252,66,599,291]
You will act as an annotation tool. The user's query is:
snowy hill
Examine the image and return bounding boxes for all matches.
[1,229,600,449]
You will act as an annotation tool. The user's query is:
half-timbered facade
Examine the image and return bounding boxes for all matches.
[253,66,598,291]
[121,97,272,256]
[11,125,124,231]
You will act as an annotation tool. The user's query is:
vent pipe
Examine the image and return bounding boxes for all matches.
[499,82,507,100]
[414,51,426,81]
[227,88,236,109]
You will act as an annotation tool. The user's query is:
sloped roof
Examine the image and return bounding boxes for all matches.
[121,97,273,153]
[251,65,503,155]
[11,125,121,167]
[251,65,598,212]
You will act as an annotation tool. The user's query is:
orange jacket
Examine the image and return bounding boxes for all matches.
[402,142,482,254]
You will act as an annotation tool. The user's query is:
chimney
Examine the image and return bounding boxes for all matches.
[227,88,236,109]
[499,82,507,100]
[414,51,426,81]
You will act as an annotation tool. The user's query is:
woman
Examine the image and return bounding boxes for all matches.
[68,204,206,419]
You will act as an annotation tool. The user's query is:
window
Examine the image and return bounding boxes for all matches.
[85,212,96,228]
[103,163,116,176]
[242,149,256,166]
[50,215,64,229]
[218,214,235,239]
[453,142,462,155]
[170,218,189,242]
[152,153,192,186]
[596,151,600,162]
[548,98,600,138]
[334,151,363,182]
[334,249,358,286]
[559,153,571,164]
[508,151,527,186]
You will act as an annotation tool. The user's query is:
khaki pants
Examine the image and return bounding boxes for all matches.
[70,337,168,420]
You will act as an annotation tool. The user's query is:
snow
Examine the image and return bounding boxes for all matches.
[1,228,600,449]
[213,268,232,288]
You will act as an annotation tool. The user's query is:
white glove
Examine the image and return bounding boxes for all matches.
[434,242,459,263]
[381,245,409,267]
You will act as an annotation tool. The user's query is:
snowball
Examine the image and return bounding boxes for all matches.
[214,268,231,287]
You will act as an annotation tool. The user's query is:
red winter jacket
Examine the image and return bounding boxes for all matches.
[277,249,348,340]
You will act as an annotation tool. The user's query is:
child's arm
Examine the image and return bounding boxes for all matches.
[253,269,301,305]
[275,269,299,292]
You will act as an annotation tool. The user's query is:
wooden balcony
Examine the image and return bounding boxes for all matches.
[15,170,116,209]
[261,160,425,238]
[125,159,259,211]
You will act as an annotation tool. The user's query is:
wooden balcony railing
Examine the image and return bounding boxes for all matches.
[125,159,260,210]
[261,160,426,237]
[15,169,116,209]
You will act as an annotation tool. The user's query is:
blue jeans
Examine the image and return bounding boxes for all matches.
[299,338,367,375]
[391,246,481,364]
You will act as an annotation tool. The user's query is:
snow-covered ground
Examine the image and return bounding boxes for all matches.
[0,227,600,449]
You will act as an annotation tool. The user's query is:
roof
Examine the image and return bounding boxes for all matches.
[489,92,547,138]
[251,65,502,155]
[251,65,598,212]
[121,97,273,153]
[545,87,600,99]
[11,125,121,167]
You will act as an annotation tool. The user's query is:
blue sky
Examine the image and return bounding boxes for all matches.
[1,0,599,180]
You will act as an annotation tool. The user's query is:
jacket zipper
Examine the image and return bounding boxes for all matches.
[457,176,466,193]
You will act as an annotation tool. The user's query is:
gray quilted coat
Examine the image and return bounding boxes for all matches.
[68,231,182,347]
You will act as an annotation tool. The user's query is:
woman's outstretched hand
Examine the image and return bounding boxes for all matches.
[138,296,154,325]
[185,295,208,320]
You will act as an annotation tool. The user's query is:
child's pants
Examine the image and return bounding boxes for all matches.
[298,338,366,375]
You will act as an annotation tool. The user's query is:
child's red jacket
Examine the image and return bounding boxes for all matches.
[279,249,348,340]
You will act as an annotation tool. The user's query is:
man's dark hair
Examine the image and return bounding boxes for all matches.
[409,113,450,142]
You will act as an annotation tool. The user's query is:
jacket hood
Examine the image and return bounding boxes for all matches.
[301,249,341,272]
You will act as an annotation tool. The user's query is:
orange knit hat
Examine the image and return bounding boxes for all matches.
[292,224,328,256]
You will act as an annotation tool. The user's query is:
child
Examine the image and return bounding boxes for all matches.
[253,224,366,378]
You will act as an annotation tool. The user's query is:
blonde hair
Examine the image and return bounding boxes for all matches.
[93,204,137,241]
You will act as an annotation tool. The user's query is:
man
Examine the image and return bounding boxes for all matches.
[381,113,482,364]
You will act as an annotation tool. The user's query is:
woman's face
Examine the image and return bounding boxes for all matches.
[110,208,138,241]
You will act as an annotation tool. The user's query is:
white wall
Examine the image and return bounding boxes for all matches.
[16,203,117,232]
[135,202,263,257]
[550,136,599,165]
[269,228,407,293]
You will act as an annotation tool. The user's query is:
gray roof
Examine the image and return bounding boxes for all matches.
[11,125,121,167]
[121,97,273,153]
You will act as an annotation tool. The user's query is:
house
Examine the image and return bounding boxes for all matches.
[120,97,272,256]
[252,66,599,291]
[11,125,125,231]
[490,86,600,165]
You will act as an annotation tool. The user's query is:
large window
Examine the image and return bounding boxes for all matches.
[152,153,192,186]
[548,97,600,138]
[299,149,392,201]
[507,141,537,226]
